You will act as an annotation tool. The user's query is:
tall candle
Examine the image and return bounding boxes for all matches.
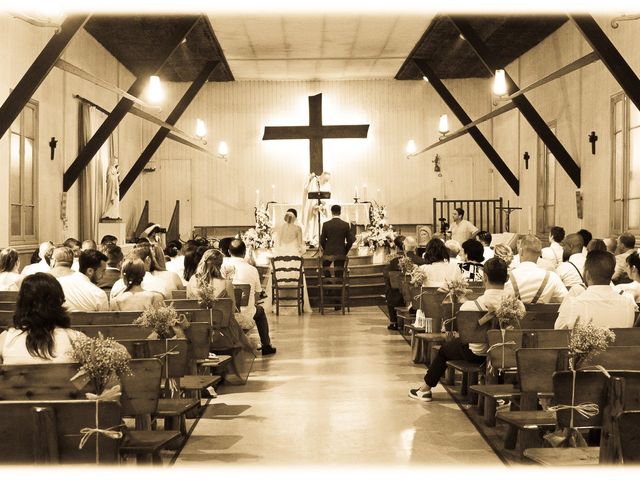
[256,189,260,207]
[363,184,367,200]
[354,185,358,198]
[272,184,275,202]
[376,189,381,202]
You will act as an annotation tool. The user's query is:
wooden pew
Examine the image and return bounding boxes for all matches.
[0,399,121,464]
[614,410,640,464]
[0,301,14,312]
[0,291,17,302]
[171,289,187,300]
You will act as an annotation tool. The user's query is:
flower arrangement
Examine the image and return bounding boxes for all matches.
[363,202,397,249]
[439,277,473,304]
[494,294,526,329]
[195,281,218,309]
[242,204,273,250]
[409,266,426,286]
[398,256,415,276]
[568,318,616,370]
[70,333,132,394]
[134,303,183,339]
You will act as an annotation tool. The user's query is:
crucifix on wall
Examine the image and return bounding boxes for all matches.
[262,93,369,173]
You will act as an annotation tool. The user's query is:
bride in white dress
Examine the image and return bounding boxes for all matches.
[272,209,312,313]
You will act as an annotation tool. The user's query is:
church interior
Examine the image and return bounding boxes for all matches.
[2,1,640,470]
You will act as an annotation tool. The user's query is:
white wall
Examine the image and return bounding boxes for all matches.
[0,14,144,250]
[144,77,500,231]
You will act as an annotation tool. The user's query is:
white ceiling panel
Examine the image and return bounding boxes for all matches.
[208,13,434,80]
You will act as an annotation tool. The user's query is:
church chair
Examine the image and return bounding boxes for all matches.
[234,283,252,308]
[445,310,488,396]
[256,265,270,290]
[388,270,403,290]
[75,324,155,340]
[167,298,201,310]
[318,255,350,314]
[271,255,304,315]
[179,321,223,400]
[0,291,17,302]
[171,289,187,300]
[0,399,121,464]
[614,410,640,464]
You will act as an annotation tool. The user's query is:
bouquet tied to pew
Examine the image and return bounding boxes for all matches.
[134,303,189,340]
[494,294,526,330]
[398,256,415,276]
[70,333,132,394]
[568,318,616,370]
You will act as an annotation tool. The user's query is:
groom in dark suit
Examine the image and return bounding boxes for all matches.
[320,205,356,279]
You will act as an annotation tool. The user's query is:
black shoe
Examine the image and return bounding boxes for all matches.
[262,345,277,356]
[387,323,398,330]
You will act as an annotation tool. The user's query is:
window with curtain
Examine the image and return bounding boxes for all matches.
[9,100,38,244]
[536,122,557,234]
[611,93,640,234]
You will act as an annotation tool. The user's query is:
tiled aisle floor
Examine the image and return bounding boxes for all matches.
[175,307,503,466]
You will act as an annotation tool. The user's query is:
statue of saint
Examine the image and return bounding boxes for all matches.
[101,154,121,220]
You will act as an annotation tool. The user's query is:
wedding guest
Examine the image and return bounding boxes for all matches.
[492,244,514,271]
[459,239,484,281]
[165,240,184,277]
[587,239,607,252]
[98,243,123,290]
[444,240,462,264]
[449,208,478,245]
[218,238,234,258]
[555,233,586,289]
[82,239,97,251]
[577,229,593,256]
[57,249,110,312]
[0,273,89,364]
[149,243,184,295]
[604,236,618,254]
[186,249,236,302]
[409,258,519,401]
[541,226,565,269]
[48,246,76,278]
[476,231,494,262]
[506,235,567,303]
[100,235,118,246]
[613,232,636,285]
[22,241,53,276]
[110,257,164,311]
[384,236,405,330]
[183,245,209,286]
[224,239,276,355]
[110,246,169,300]
[417,238,461,287]
[403,236,426,266]
[64,237,82,271]
[555,250,636,329]
[0,248,23,291]
[617,252,640,301]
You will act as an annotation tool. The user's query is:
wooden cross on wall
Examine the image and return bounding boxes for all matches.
[262,93,369,174]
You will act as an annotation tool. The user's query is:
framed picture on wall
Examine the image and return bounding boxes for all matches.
[416,225,432,246]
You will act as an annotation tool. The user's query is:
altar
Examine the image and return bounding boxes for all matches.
[269,202,370,229]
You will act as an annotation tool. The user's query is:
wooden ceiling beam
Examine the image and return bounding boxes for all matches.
[571,14,640,112]
[63,16,200,192]
[414,58,520,195]
[450,16,581,188]
[119,60,220,199]
[0,15,89,141]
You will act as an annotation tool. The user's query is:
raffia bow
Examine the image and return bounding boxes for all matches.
[486,329,516,372]
[154,340,180,397]
[78,385,125,463]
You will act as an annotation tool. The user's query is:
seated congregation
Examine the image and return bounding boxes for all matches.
[386,222,640,465]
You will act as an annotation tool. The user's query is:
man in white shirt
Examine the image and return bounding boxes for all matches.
[541,226,565,269]
[613,232,636,285]
[577,229,593,256]
[225,239,276,355]
[555,250,637,329]
[57,249,110,312]
[409,257,520,402]
[505,235,567,303]
[449,208,478,245]
[476,231,494,263]
[555,233,586,289]
[110,245,169,299]
[21,242,54,276]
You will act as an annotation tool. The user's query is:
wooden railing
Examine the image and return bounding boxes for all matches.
[433,197,504,234]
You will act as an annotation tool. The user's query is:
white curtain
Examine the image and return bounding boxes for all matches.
[79,103,115,242]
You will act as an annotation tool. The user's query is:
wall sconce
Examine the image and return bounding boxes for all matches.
[493,69,508,96]
[523,151,530,170]
[438,114,449,140]
[433,154,442,177]
[406,139,416,155]
[195,119,207,144]
[422,76,429,83]
[218,141,229,160]
[146,75,164,105]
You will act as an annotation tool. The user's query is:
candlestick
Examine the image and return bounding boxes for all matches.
[271,184,275,202]
[355,185,358,198]
[363,184,367,200]
[376,189,380,203]
[256,189,260,207]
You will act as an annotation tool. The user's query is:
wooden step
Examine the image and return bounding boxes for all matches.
[305,264,385,277]
[308,284,386,297]
[303,254,372,267]
[308,294,386,308]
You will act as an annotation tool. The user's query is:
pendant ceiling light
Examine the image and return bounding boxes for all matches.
[493,69,508,96]
[438,114,450,136]
[406,139,417,155]
[146,75,164,105]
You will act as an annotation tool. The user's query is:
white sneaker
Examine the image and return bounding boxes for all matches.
[408,388,432,402]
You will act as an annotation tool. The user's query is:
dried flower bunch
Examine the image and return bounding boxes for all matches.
[440,277,473,304]
[196,281,218,309]
[409,267,426,286]
[134,303,181,339]
[495,294,526,329]
[242,204,273,249]
[569,318,616,369]
[363,202,397,249]
[71,333,131,394]
[398,256,415,276]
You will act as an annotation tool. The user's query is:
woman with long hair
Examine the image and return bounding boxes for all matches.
[148,243,184,294]
[110,257,165,311]
[0,247,23,291]
[0,273,87,364]
[416,238,461,287]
